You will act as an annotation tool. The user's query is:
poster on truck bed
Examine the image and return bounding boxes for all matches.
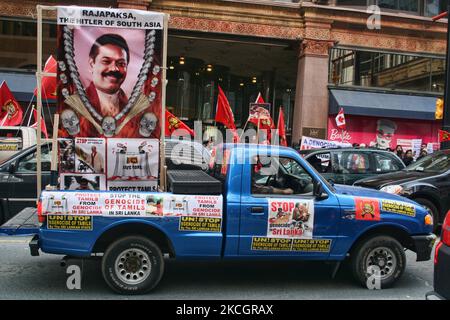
[106,138,159,191]
[267,199,314,239]
[75,137,105,173]
[41,191,223,219]
[56,6,164,139]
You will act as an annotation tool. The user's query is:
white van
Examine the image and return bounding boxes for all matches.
[0,127,37,163]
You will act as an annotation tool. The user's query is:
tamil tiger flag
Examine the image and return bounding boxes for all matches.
[0,81,23,126]
[439,129,450,142]
[165,110,194,136]
[34,55,57,100]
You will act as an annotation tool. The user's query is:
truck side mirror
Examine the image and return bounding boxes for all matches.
[314,180,328,200]
[8,163,16,174]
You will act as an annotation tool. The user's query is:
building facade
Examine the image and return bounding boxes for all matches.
[0,0,447,148]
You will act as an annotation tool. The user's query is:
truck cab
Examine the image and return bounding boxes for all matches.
[31,144,436,294]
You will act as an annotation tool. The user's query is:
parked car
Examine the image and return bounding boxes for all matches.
[354,149,450,232]
[0,139,210,224]
[0,126,37,163]
[299,148,405,185]
[426,210,450,300]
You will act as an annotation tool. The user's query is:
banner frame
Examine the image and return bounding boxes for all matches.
[36,5,169,196]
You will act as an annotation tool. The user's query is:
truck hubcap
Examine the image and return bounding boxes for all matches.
[366,247,397,280]
[115,248,151,285]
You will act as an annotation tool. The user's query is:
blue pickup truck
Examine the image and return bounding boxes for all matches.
[13,144,436,294]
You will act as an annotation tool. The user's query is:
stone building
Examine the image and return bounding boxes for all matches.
[0,0,447,146]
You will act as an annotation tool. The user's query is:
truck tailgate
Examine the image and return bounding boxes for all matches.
[0,207,40,236]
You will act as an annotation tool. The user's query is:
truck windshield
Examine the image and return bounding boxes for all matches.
[405,150,450,173]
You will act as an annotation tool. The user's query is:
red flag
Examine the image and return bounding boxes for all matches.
[0,81,23,126]
[439,129,450,142]
[215,86,239,142]
[335,107,346,129]
[165,110,194,136]
[277,107,287,147]
[31,108,48,139]
[34,55,57,100]
[255,92,265,104]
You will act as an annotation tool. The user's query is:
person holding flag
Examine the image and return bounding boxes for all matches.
[215,85,239,143]
[0,81,23,126]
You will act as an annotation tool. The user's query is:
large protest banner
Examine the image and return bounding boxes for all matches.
[57,6,163,139]
[56,6,165,190]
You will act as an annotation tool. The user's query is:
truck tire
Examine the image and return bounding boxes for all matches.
[414,198,439,233]
[350,235,406,289]
[102,236,164,295]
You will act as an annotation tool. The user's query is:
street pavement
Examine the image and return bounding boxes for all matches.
[0,236,436,300]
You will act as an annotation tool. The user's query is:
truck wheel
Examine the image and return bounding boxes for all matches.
[102,236,164,295]
[351,235,405,289]
[414,198,439,233]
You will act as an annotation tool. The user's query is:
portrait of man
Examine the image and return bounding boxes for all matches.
[370,119,397,149]
[88,34,129,118]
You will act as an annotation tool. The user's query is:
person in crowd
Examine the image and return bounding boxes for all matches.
[352,143,360,148]
[395,145,404,159]
[403,149,414,166]
[417,149,428,161]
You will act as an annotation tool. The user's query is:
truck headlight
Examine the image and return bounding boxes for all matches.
[380,185,404,195]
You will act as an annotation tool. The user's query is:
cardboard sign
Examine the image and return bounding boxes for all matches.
[268,199,314,239]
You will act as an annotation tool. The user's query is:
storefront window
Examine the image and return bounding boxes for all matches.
[167,33,298,137]
[329,47,445,94]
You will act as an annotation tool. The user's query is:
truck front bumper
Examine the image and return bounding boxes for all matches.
[412,234,437,262]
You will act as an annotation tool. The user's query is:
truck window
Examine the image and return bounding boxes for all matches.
[17,147,51,172]
[251,157,314,196]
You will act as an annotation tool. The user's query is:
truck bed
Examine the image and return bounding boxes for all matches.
[0,207,39,236]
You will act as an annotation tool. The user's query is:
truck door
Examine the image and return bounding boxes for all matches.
[238,153,341,258]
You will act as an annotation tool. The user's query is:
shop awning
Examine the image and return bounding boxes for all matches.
[329,89,438,120]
